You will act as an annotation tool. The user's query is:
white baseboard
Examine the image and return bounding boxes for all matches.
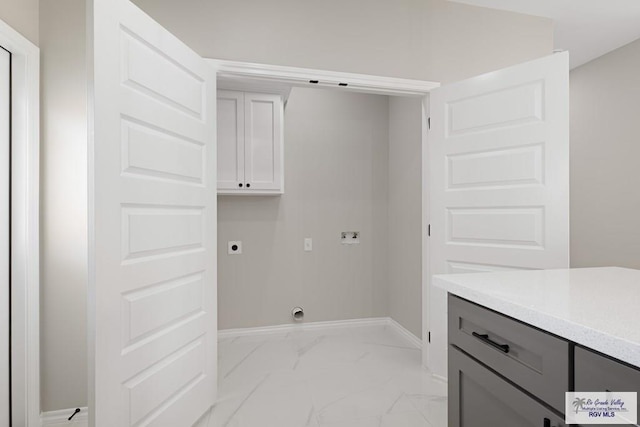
[422,366,448,384]
[387,318,422,348]
[431,372,448,383]
[41,407,88,427]
[219,316,423,350]
[218,317,391,339]
[39,405,215,427]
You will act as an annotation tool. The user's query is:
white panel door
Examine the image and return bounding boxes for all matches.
[0,46,10,427]
[427,53,570,379]
[217,90,244,191]
[89,1,217,425]
[244,92,283,192]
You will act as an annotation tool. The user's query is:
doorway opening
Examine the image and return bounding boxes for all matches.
[211,61,437,348]
[211,62,441,426]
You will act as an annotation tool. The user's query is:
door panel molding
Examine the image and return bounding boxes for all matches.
[88,1,217,425]
[428,52,570,380]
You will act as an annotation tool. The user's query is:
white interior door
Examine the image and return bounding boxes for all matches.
[0,46,10,427]
[217,90,245,191]
[89,1,217,425]
[427,52,570,379]
[244,92,283,191]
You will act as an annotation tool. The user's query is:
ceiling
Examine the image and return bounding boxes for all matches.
[449,0,640,68]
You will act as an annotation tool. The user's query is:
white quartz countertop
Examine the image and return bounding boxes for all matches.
[433,267,640,368]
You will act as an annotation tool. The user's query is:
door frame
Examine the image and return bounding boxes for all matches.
[209,59,439,97]
[208,58,439,372]
[0,18,40,427]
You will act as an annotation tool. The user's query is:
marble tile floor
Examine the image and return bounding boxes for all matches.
[208,323,448,427]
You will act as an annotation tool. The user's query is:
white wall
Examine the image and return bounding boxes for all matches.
[570,38,640,269]
[218,88,389,329]
[39,0,87,411]
[0,0,38,45]
[387,97,424,338]
[132,0,553,83]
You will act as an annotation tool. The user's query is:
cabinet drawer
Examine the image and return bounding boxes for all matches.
[449,295,569,413]
[449,346,566,427]
[575,346,640,426]
[575,346,640,392]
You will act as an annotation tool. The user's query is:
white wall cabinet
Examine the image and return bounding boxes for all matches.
[217,90,284,195]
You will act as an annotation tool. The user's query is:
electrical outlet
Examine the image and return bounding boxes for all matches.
[228,241,242,255]
[304,238,313,252]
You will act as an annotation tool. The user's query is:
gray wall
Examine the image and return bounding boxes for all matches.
[132,0,553,83]
[218,88,389,329]
[388,97,424,338]
[39,0,88,411]
[0,0,38,45]
[570,38,640,269]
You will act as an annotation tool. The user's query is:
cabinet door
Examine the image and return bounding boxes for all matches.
[217,90,245,191]
[244,92,283,192]
[449,347,566,427]
[575,346,640,426]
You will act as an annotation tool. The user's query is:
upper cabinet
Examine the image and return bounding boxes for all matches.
[217,90,284,195]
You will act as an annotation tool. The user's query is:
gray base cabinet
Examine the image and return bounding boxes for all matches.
[575,346,640,394]
[448,295,568,427]
[449,347,566,427]
[574,346,640,427]
[448,295,569,412]
[448,295,640,427]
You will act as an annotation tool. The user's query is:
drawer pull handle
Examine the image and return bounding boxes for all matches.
[472,332,510,353]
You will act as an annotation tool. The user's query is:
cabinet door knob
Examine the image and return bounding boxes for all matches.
[238,183,243,188]
[246,183,251,188]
